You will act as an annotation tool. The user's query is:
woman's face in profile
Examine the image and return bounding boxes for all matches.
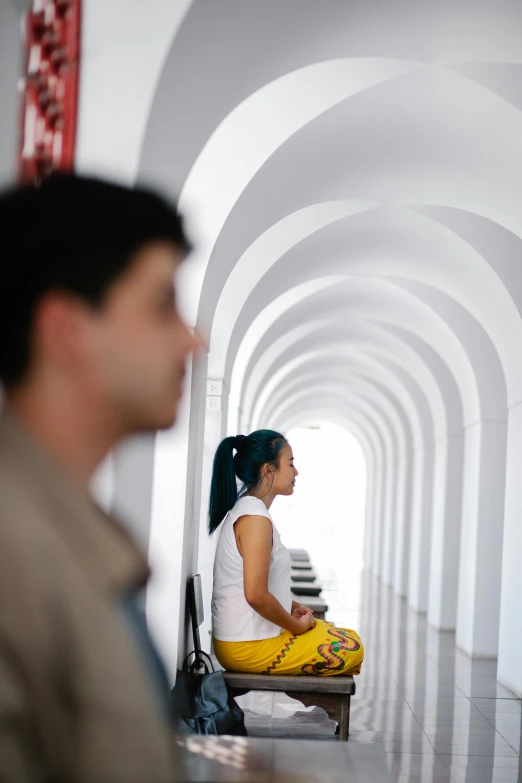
[272,443,299,496]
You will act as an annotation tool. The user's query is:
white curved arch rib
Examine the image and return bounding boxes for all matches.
[242,283,470,433]
[227,276,347,432]
[255,346,429,452]
[175,58,424,331]
[208,200,380,375]
[248,323,445,443]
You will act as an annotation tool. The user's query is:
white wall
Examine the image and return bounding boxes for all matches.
[76,0,193,185]
[498,403,522,696]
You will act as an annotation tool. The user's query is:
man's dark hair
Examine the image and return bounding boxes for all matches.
[0,173,191,386]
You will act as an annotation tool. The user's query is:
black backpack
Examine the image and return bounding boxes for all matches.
[170,575,247,736]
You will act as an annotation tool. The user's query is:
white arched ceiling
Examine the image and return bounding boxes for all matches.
[140,3,522,339]
[264,373,410,465]
[189,81,522,402]
[224,208,515,405]
[174,61,420,331]
[253,331,434,433]
[241,277,502,430]
[271,390,391,475]
[207,201,378,375]
[218,217,508,627]
[77,0,193,185]
[140,0,522,198]
[240,280,478,433]
[135,0,522,689]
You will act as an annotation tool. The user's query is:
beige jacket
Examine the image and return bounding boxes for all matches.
[0,410,177,782]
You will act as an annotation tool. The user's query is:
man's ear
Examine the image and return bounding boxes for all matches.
[33,291,89,371]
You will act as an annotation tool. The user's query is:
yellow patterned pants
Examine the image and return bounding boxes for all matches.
[213,620,363,676]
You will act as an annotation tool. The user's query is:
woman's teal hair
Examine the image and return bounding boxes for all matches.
[208,429,287,534]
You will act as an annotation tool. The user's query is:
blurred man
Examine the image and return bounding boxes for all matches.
[0,174,197,781]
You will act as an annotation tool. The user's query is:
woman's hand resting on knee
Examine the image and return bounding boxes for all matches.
[294,610,316,634]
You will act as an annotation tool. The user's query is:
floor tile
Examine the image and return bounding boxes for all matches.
[350,729,427,741]
[418,717,493,728]
[484,715,521,729]
[471,699,522,713]
[438,755,520,768]
[422,726,504,738]
[382,740,435,753]
[457,682,519,699]
[429,743,517,757]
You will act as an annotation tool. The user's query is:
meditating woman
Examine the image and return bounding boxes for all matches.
[209,430,364,676]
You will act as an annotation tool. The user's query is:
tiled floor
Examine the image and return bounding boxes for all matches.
[236,571,522,782]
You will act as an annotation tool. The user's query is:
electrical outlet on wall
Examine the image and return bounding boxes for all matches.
[206,396,222,412]
[206,379,223,396]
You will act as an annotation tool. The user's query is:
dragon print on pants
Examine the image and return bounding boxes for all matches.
[301,627,361,675]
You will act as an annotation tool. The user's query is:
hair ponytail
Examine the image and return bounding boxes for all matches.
[208,436,239,535]
[208,429,287,534]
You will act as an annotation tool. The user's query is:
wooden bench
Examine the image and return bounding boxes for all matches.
[290,562,313,571]
[288,548,309,557]
[291,581,322,597]
[223,670,355,741]
[188,575,355,741]
[300,595,328,621]
[291,570,316,583]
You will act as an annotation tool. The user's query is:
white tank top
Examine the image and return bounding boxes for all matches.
[211,495,292,642]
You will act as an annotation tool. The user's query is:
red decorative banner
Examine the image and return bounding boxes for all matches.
[19,0,81,184]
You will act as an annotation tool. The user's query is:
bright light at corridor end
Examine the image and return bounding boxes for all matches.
[274,423,367,574]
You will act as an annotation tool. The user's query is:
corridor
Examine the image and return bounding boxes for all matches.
[2,0,522,780]
[240,571,522,782]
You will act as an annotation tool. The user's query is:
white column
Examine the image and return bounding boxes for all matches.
[228,405,241,436]
[363,456,377,569]
[383,453,406,587]
[393,453,413,597]
[428,434,464,630]
[382,454,411,587]
[371,459,388,577]
[196,378,229,651]
[408,445,435,612]
[146,351,209,681]
[379,457,397,583]
[456,420,507,658]
[498,405,522,695]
